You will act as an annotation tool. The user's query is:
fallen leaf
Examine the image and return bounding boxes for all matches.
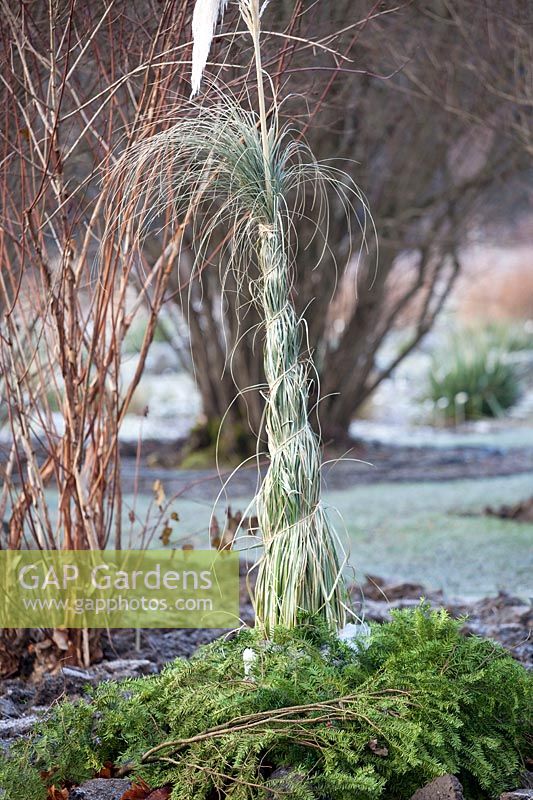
[368,738,389,757]
[152,479,166,508]
[47,786,69,800]
[51,629,70,651]
[247,515,259,535]
[146,788,172,800]
[29,638,53,653]
[218,508,259,548]
[96,762,114,778]
[159,525,172,546]
[209,515,220,549]
[170,511,179,521]
[120,779,151,800]
[219,506,242,551]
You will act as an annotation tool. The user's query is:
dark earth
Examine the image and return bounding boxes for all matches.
[487,497,533,523]
[118,440,533,499]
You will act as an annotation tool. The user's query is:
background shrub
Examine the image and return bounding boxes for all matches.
[428,331,521,421]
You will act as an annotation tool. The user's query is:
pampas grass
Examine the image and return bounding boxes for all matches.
[111,0,370,634]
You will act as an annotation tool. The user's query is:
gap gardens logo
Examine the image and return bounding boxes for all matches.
[0,550,239,629]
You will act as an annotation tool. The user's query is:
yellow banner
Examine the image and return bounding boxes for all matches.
[0,550,239,629]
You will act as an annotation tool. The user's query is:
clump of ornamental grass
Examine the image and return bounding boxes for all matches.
[109,0,371,633]
[1,607,531,800]
[428,331,521,421]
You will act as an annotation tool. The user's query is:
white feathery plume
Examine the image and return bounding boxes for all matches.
[191,0,229,98]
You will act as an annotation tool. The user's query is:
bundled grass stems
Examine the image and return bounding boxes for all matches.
[110,0,369,633]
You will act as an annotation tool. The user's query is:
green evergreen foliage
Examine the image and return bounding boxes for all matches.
[1,608,531,800]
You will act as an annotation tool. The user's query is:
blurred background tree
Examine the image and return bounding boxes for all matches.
[175,0,532,449]
[2,0,531,469]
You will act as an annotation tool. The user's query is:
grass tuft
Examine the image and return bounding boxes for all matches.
[427,330,521,421]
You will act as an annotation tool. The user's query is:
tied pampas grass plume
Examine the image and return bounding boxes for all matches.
[110,0,371,635]
[191,0,229,97]
[110,97,368,634]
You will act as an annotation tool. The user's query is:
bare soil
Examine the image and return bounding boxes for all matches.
[118,439,533,499]
[486,496,533,523]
